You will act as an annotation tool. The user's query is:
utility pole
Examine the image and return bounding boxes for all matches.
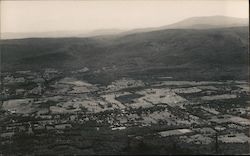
[209,124,219,154]
[215,132,218,154]
[0,43,3,109]
[0,0,3,110]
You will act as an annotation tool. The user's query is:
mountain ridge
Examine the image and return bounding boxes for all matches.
[1,16,248,39]
[1,26,248,82]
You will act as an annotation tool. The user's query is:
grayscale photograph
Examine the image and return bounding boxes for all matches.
[0,0,249,155]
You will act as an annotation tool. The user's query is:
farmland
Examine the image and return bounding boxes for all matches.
[0,68,249,155]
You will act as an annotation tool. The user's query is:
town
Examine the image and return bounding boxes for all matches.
[0,68,249,155]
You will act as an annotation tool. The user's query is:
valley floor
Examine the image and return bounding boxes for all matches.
[0,68,249,155]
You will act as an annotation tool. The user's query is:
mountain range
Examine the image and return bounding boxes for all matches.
[1,16,249,82]
[2,16,248,39]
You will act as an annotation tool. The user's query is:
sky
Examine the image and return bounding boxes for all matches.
[0,0,249,34]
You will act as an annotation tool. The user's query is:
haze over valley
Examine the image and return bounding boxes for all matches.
[0,1,249,155]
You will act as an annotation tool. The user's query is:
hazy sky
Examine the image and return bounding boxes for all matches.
[1,0,249,33]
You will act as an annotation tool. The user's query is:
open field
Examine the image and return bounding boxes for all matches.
[0,68,249,155]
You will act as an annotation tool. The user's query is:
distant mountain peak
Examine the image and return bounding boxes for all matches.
[164,15,248,29]
[2,16,248,39]
[122,16,248,35]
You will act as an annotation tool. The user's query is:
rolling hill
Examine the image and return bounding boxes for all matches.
[1,26,248,81]
[121,16,248,35]
[1,16,248,82]
[161,15,248,29]
[2,16,247,39]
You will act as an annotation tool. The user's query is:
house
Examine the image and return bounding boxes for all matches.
[1,132,15,138]
[55,123,72,130]
[15,89,26,95]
